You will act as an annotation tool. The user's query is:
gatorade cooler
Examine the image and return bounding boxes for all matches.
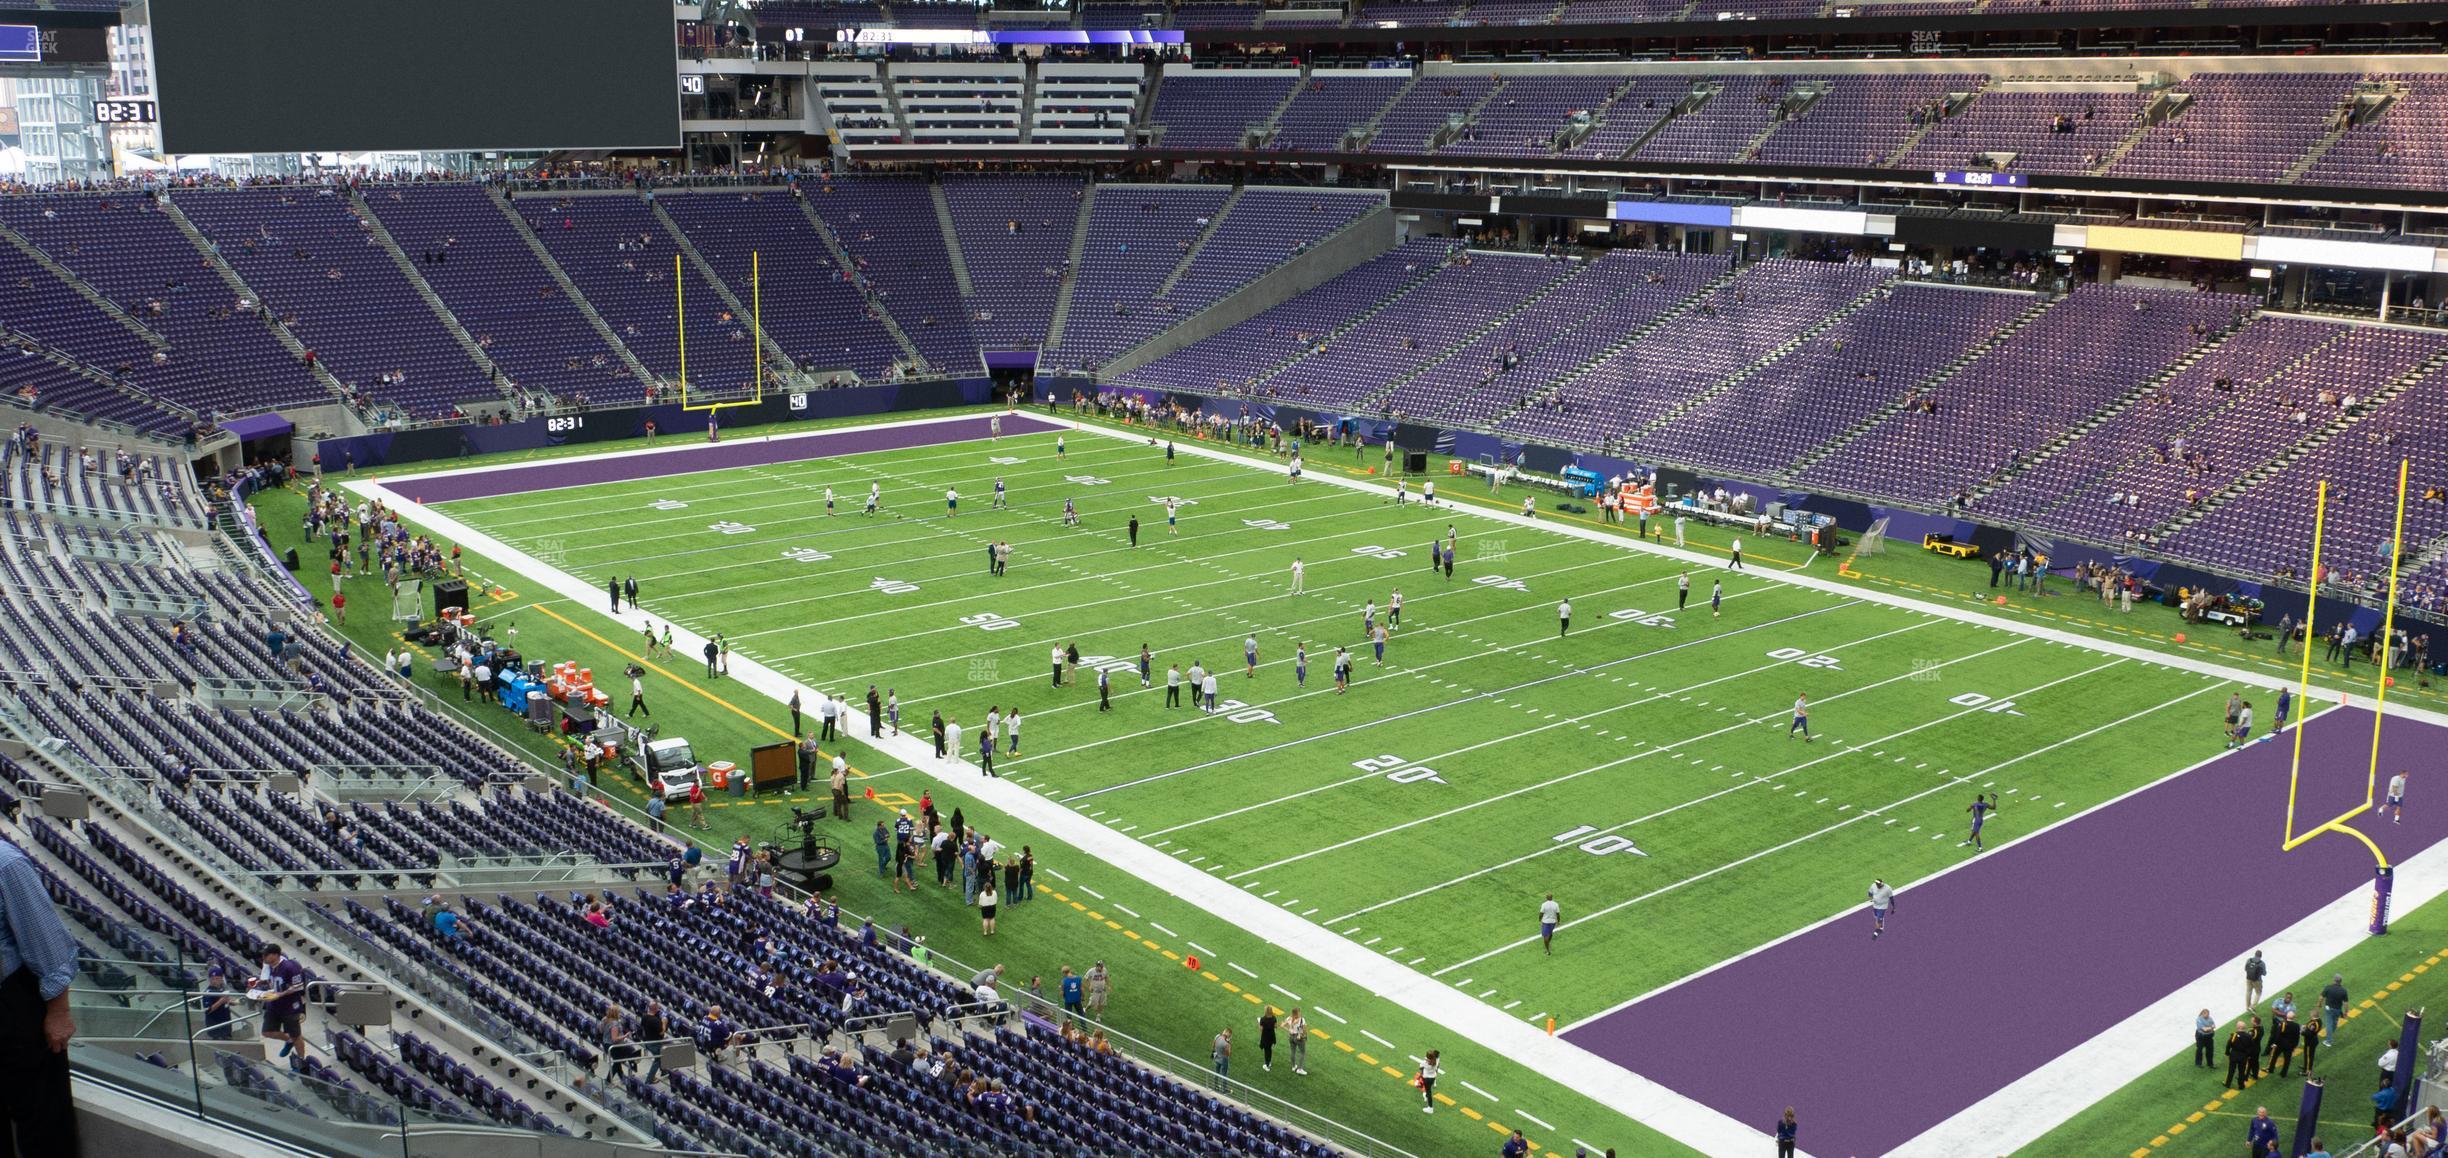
[710,760,739,797]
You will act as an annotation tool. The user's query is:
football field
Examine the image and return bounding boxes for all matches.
[422,412,2251,1034]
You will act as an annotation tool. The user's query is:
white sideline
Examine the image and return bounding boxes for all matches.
[354,412,1774,1155]
[355,410,2448,1157]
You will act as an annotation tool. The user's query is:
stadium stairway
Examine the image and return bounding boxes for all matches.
[0,222,170,358]
[2150,340,2448,543]
[1346,70,1422,151]
[1615,273,1909,452]
[1354,256,1583,412]
[1213,243,1457,392]
[1778,287,2061,481]
[1958,308,2298,511]
[2284,78,2397,184]
[1155,186,1248,296]
[491,189,659,390]
[1882,81,1986,165]
[348,190,515,409]
[1044,184,1098,350]
[154,192,355,409]
[793,195,927,374]
[1738,81,1830,162]
[1480,261,1742,428]
[1429,78,1513,153]
[650,196,806,385]
[2089,87,2181,174]
[927,183,975,297]
[1248,67,1313,149]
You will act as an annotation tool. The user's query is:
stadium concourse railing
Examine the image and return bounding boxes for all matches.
[64,948,703,1158]
[347,634,1423,1158]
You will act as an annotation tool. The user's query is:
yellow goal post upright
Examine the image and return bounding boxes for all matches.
[675,251,766,426]
[2279,461,2412,934]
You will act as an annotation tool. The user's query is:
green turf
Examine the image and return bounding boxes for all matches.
[269,412,2372,1156]
[2022,887,2448,1157]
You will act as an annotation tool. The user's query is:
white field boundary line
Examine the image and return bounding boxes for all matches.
[504,457,1311,588]
[460,425,1132,526]
[1429,662,2187,978]
[737,482,1527,649]
[348,424,1777,1156]
[365,410,1014,496]
[1042,414,2448,732]
[1896,817,2448,1157]
[528,448,1353,565]
[1316,631,2035,923]
[1154,618,1981,842]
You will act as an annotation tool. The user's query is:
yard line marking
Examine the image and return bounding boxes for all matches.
[1227,962,1258,978]
[1260,633,2030,900]
[1437,681,2214,977]
[1157,616,1939,836]
[1518,1110,1554,1130]
[1269,983,1303,1001]
[1077,885,1105,900]
[1313,1007,1348,1024]
[1083,597,1851,808]
[1111,904,1139,918]
[1148,921,1178,937]
[1187,941,1214,957]
[1462,1081,1501,1102]
[1362,1030,1399,1050]
[1040,868,1071,882]
[1329,645,2087,925]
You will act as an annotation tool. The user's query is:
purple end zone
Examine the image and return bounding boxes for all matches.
[393,415,1059,504]
[1568,706,2448,1155]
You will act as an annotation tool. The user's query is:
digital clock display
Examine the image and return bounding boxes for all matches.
[94,100,158,124]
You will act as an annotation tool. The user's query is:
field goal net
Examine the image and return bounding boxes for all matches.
[1855,516,1890,557]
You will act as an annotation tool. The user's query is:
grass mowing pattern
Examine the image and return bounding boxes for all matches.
[441,427,2247,1025]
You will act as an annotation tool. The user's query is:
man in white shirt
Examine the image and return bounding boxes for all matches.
[945,718,963,766]
[1558,599,1572,636]
[2387,770,2409,823]
[1729,537,1746,571]
[1201,671,1220,714]
[1539,894,1562,955]
[1867,879,1896,939]
[1289,558,1304,595]
[1051,645,1065,689]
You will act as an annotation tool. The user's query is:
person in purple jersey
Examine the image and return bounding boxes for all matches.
[1294,643,1308,688]
[1963,792,1997,851]
[2272,686,2293,736]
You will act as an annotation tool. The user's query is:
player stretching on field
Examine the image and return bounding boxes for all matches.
[1789,694,1813,741]
[1867,879,1896,939]
[864,483,880,515]
[2388,770,2409,823]
[1963,793,1996,851]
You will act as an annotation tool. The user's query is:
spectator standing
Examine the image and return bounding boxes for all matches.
[2247,1107,2279,1158]
[2321,974,2349,1043]
[1257,1007,1278,1072]
[1284,1007,1307,1075]
[2194,1008,2217,1067]
[2245,950,2267,1011]
[978,876,999,936]
[255,944,309,1062]
[1211,1028,1231,1089]
[1085,961,1110,1019]
[1775,1107,1798,1158]
[645,793,665,834]
[830,755,851,821]
[1417,1049,1441,1113]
